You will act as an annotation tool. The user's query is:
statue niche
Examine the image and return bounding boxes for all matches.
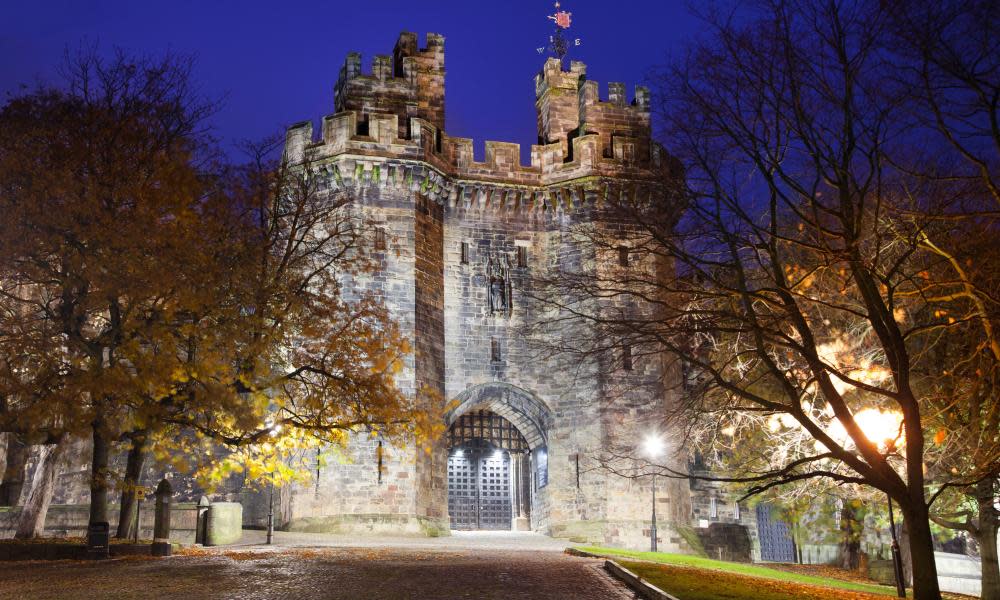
[487,253,513,316]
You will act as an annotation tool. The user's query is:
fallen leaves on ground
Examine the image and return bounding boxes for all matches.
[767,562,883,585]
[745,562,975,599]
[621,560,891,600]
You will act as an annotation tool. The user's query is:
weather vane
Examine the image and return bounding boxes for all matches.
[537,1,580,65]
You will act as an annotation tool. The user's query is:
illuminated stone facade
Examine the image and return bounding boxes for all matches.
[268,31,694,549]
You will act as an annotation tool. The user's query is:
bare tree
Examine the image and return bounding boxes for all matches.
[882,3,1000,595]
[526,2,1000,598]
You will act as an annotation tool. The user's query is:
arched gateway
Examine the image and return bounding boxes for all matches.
[443,384,551,530]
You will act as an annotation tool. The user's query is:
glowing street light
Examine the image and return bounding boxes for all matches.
[643,434,664,552]
[855,409,906,598]
[644,434,665,459]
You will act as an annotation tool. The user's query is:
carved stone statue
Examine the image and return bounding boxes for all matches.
[487,253,512,315]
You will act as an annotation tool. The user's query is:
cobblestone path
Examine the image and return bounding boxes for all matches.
[0,546,634,599]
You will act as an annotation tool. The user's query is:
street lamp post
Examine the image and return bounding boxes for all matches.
[887,493,906,598]
[265,423,281,546]
[266,476,274,545]
[643,435,665,553]
[650,471,658,552]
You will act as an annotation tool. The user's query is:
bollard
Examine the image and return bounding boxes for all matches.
[151,478,172,557]
[86,521,110,560]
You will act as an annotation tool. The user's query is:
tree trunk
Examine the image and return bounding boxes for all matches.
[976,480,1000,600]
[89,420,110,525]
[0,433,7,483]
[903,502,943,600]
[0,437,29,506]
[838,501,865,571]
[14,443,61,539]
[900,517,913,584]
[115,432,148,539]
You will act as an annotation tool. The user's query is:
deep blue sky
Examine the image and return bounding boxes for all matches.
[2,1,700,156]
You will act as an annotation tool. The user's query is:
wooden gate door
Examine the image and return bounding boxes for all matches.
[447,444,511,530]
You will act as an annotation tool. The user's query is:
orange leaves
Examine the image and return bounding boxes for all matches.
[934,429,947,445]
[621,560,894,600]
[0,56,420,498]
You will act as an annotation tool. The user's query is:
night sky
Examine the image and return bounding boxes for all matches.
[2,1,700,157]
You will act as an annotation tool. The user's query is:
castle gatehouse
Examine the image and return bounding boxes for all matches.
[268,31,693,549]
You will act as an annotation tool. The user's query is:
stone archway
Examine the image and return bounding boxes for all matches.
[443,384,552,531]
[446,383,552,450]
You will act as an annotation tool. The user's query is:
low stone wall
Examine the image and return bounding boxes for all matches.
[870,551,987,597]
[0,541,156,561]
[548,519,606,544]
[797,544,839,565]
[285,513,449,537]
[867,559,896,586]
[934,551,985,597]
[695,523,752,563]
[0,503,201,544]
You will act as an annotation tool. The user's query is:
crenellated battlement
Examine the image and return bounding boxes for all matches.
[533,57,651,160]
[334,32,446,134]
[286,31,672,211]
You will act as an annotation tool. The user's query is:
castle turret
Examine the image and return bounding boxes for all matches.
[334,32,445,139]
[534,58,586,147]
[393,32,446,131]
[535,57,653,164]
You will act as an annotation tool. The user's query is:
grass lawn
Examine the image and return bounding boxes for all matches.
[576,546,905,599]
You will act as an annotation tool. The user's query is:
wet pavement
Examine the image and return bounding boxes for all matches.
[237,529,574,552]
[0,533,633,599]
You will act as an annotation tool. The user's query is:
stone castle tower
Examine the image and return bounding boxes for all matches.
[275,31,692,550]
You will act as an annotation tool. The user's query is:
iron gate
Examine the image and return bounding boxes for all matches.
[447,443,512,530]
[756,503,796,562]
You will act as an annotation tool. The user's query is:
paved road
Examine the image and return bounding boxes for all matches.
[0,536,633,599]
[238,529,574,552]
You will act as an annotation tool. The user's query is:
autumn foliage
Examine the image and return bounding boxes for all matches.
[0,49,428,533]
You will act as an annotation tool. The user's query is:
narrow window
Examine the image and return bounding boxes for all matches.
[618,245,630,267]
[517,246,528,269]
[734,501,741,521]
[460,241,469,264]
[623,344,633,371]
[710,496,718,519]
[491,337,501,362]
[374,227,387,251]
[376,439,384,484]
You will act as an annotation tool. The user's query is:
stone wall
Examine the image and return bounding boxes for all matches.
[0,503,200,544]
[413,193,447,527]
[280,191,425,533]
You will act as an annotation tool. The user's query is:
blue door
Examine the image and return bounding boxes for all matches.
[755,503,796,562]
